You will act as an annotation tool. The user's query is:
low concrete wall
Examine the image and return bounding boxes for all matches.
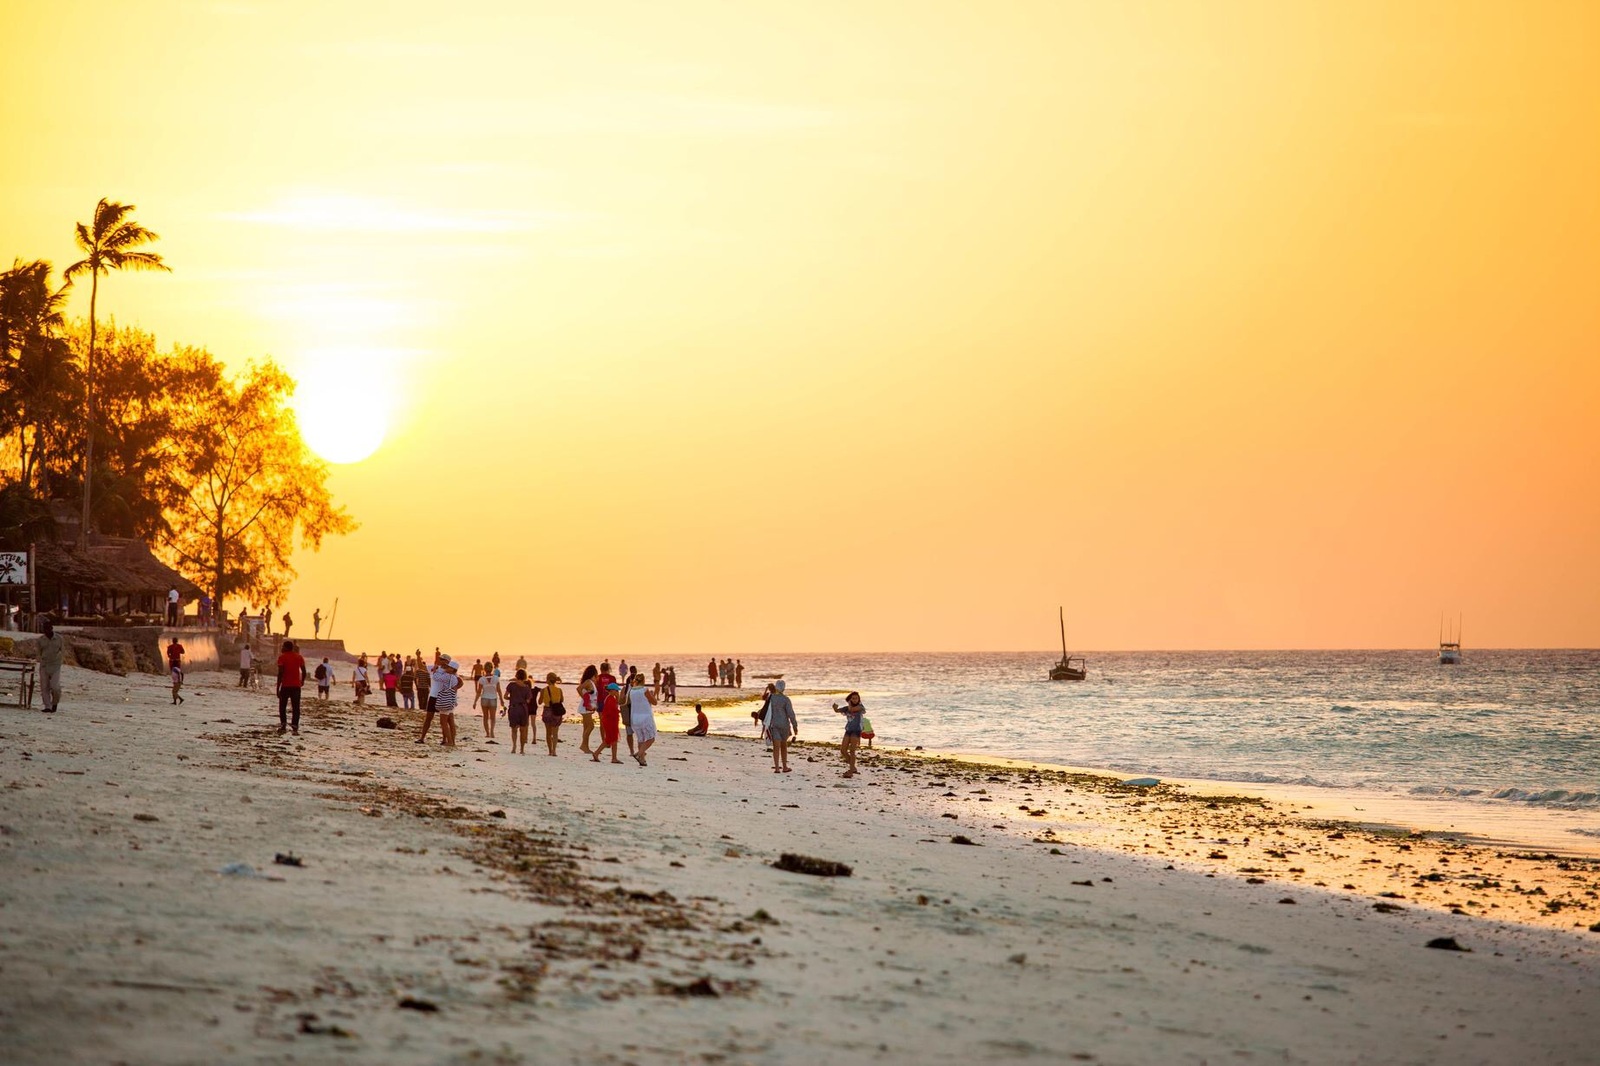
[158,628,223,671]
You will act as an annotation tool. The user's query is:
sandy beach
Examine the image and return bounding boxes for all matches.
[2,665,1596,1065]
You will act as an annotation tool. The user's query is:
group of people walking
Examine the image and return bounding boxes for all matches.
[260,645,873,778]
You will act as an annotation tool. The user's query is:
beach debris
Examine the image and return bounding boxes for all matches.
[397,996,439,1012]
[297,1013,354,1037]
[773,853,853,877]
[1121,777,1161,787]
[1426,937,1470,952]
[1007,953,1027,965]
[916,895,930,905]
[1588,922,1600,933]
[725,848,742,858]
[950,835,980,846]
[133,813,160,822]
[1373,902,1406,913]
[1071,880,1094,887]
[218,862,283,881]
[656,976,720,997]
[273,853,304,868]
[488,809,507,819]
[749,908,779,924]
[1278,897,1297,905]
[375,717,397,729]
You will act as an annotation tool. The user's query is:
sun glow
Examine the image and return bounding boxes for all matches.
[292,349,395,465]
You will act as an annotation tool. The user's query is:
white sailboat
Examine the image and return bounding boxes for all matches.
[1439,613,1462,665]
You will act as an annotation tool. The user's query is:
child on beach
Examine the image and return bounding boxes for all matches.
[169,660,185,705]
[591,682,623,764]
[833,691,865,777]
[686,702,709,736]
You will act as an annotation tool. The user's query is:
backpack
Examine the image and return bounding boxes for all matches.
[314,663,327,680]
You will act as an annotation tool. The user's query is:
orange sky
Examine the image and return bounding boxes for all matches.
[3,1,1597,651]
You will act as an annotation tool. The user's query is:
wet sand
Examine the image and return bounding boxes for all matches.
[0,665,1595,1064]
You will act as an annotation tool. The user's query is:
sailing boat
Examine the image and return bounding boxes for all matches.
[1049,607,1087,681]
[1439,613,1462,665]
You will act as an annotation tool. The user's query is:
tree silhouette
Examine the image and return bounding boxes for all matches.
[0,260,74,496]
[64,199,169,544]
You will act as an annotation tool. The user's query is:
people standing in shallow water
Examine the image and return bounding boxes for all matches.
[765,680,797,772]
[708,658,717,686]
[505,669,534,755]
[735,659,744,688]
[833,691,865,777]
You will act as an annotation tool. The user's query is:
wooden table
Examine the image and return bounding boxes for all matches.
[0,656,37,710]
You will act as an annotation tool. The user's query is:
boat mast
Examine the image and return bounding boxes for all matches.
[1059,606,1068,661]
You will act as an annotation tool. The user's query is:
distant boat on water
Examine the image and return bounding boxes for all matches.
[1049,607,1087,681]
[1439,613,1463,664]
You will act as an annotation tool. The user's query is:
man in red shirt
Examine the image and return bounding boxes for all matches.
[275,639,308,736]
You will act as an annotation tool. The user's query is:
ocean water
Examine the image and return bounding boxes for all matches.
[630,650,1598,809]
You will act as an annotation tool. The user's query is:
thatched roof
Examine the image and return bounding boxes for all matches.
[34,536,202,598]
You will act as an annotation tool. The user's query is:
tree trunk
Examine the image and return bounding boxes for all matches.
[79,271,99,547]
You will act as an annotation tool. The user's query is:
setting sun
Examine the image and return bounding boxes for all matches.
[292,348,393,465]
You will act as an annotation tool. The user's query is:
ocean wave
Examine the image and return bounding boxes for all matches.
[1205,770,1351,789]
[1411,785,1600,809]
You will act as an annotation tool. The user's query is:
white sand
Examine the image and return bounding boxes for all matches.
[1,665,1595,1065]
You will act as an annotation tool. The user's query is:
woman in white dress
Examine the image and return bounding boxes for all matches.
[629,681,659,766]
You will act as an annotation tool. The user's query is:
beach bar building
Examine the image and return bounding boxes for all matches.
[31,535,199,625]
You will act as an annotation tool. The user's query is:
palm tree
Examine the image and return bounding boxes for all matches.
[0,260,72,494]
[64,199,169,545]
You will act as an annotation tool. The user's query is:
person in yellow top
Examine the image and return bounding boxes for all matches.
[538,673,567,756]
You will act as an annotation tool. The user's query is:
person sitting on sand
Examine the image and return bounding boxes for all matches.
[591,682,623,764]
[628,678,660,766]
[505,669,534,755]
[276,639,307,736]
[686,702,709,737]
[833,691,865,778]
[539,673,566,756]
[764,680,797,773]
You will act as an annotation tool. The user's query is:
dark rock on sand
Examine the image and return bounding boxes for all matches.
[1426,937,1470,951]
[773,853,853,877]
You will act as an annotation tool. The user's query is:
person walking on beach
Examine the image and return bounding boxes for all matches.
[755,683,775,748]
[577,665,599,753]
[478,665,502,742]
[352,655,370,706]
[315,657,332,701]
[169,647,186,706]
[505,668,534,754]
[382,659,399,707]
[833,691,866,778]
[36,619,64,714]
[665,666,677,703]
[539,673,566,756]
[686,702,709,736]
[591,682,623,763]
[515,653,527,674]
[765,680,797,773]
[735,659,744,688]
[276,639,306,736]
[237,642,253,687]
[398,656,416,709]
[628,679,660,766]
[282,611,293,640]
[415,652,444,744]
[652,662,662,689]
[435,658,463,748]
[312,607,321,638]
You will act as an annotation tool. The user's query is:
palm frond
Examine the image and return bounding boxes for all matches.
[102,221,162,252]
[100,249,170,273]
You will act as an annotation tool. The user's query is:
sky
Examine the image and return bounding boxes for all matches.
[3,1,1597,652]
